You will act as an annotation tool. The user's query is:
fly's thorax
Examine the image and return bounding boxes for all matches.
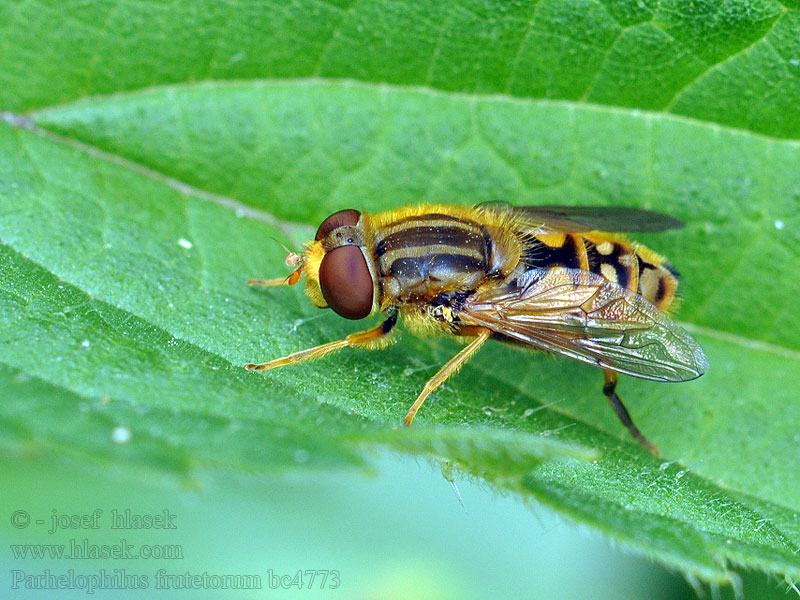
[398,304,460,339]
[371,212,520,303]
[482,224,521,278]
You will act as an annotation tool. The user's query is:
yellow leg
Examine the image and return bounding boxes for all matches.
[247,277,288,287]
[403,328,491,426]
[245,316,395,371]
[248,266,301,288]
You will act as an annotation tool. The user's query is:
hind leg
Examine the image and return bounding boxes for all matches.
[602,370,658,456]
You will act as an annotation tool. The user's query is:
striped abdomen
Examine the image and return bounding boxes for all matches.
[520,232,678,311]
[375,214,491,300]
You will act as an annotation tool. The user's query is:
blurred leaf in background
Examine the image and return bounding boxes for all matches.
[1,1,799,598]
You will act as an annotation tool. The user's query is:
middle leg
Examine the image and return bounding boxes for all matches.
[403,327,491,426]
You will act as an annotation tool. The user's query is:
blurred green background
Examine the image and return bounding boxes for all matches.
[1,453,787,599]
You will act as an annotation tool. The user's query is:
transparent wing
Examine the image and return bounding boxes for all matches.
[461,268,708,382]
[475,201,685,233]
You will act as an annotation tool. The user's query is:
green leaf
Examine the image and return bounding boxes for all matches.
[2,0,800,138]
[2,0,800,589]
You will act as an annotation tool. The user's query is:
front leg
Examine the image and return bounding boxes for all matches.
[245,311,398,371]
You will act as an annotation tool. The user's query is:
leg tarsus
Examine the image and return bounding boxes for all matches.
[245,337,349,371]
[403,328,491,426]
[246,313,397,371]
[602,370,659,456]
[248,267,302,288]
[247,277,287,287]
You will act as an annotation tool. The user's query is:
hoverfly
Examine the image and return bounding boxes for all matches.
[246,203,708,455]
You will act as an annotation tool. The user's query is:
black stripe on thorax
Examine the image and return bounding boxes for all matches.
[387,253,485,280]
[377,223,484,257]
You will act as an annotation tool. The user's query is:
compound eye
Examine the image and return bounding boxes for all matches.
[315,209,361,241]
[318,246,373,319]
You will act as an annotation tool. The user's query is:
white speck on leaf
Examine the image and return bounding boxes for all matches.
[178,238,193,249]
[774,219,785,230]
[111,426,132,444]
[80,339,90,348]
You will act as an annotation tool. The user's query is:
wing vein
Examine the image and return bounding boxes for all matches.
[461,268,708,382]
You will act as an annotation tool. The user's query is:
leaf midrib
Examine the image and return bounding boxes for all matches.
[10,77,800,146]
